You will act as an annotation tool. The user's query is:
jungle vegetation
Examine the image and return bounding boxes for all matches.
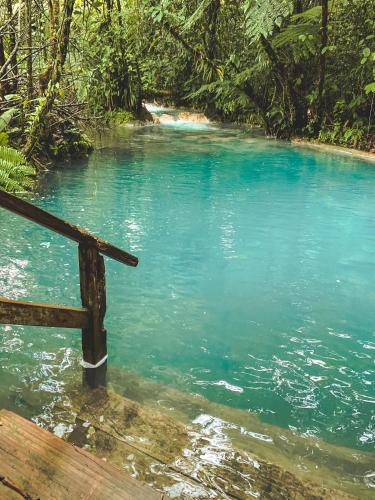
[0,0,374,190]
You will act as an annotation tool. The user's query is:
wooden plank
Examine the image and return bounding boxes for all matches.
[0,410,164,500]
[0,189,138,267]
[0,297,89,328]
[79,244,107,365]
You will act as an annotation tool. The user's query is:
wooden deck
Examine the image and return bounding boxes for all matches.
[0,410,166,500]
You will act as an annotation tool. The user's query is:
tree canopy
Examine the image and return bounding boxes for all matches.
[0,0,374,186]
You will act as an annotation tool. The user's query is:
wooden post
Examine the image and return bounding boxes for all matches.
[78,243,107,368]
[0,190,139,388]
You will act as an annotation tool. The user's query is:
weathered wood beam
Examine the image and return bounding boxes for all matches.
[0,298,89,328]
[0,189,138,267]
[79,243,107,366]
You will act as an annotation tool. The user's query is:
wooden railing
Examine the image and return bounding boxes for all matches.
[0,189,138,371]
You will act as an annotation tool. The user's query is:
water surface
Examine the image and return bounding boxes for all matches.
[0,124,374,485]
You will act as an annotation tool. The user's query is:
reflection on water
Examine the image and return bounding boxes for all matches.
[0,123,375,496]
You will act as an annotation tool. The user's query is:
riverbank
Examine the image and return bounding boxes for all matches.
[103,112,375,162]
[291,138,375,163]
[142,103,375,160]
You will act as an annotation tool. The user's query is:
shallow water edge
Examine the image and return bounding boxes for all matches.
[291,139,375,163]
[3,354,372,499]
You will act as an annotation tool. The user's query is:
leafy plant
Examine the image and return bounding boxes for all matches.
[0,108,19,147]
[272,6,322,62]
[0,146,36,192]
[0,108,17,133]
[243,0,294,41]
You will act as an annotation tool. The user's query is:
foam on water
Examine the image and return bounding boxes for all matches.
[144,102,174,114]
[160,118,214,131]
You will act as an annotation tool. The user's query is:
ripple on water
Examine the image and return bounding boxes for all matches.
[0,125,374,465]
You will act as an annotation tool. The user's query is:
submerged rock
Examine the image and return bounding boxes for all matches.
[177,112,210,124]
[48,380,361,499]
[16,362,372,499]
[149,107,211,126]
[158,113,177,124]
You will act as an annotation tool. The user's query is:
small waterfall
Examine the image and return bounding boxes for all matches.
[144,103,174,114]
[145,103,214,130]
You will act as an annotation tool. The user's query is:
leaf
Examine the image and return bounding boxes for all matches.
[243,0,294,41]
[182,0,214,33]
[0,109,17,133]
[364,82,375,94]
[4,94,21,101]
[0,146,35,193]
[363,47,371,57]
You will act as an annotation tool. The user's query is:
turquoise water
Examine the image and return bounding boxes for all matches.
[0,124,374,453]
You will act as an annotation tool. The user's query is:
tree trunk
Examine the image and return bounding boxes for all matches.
[25,0,33,101]
[105,0,113,23]
[204,0,220,115]
[243,80,271,134]
[164,21,218,76]
[134,62,143,115]
[205,0,220,68]
[0,37,8,98]
[6,0,18,92]
[315,0,329,132]
[291,0,309,132]
[24,0,75,159]
[259,34,295,135]
[39,0,60,93]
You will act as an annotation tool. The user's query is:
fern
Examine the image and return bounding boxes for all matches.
[271,6,322,62]
[0,146,35,192]
[188,78,255,114]
[243,0,294,41]
[234,62,269,85]
[181,0,214,33]
[273,7,321,46]
[292,5,323,23]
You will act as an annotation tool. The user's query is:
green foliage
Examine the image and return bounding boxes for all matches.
[0,109,17,133]
[0,0,374,155]
[0,109,18,147]
[272,6,322,62]
[189,79,256,118]
[181,0,214,33]
[0,146,35,192]
[365,82,375,94]
[105,111,136,125]
[139,0,374,146]
[318,124,366,150]
[78,9,142,115]
[0,133,9,146]
[41,123,93,161]
[243,0,294,41]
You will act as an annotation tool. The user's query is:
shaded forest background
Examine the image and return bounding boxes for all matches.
[0,0,374,189]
